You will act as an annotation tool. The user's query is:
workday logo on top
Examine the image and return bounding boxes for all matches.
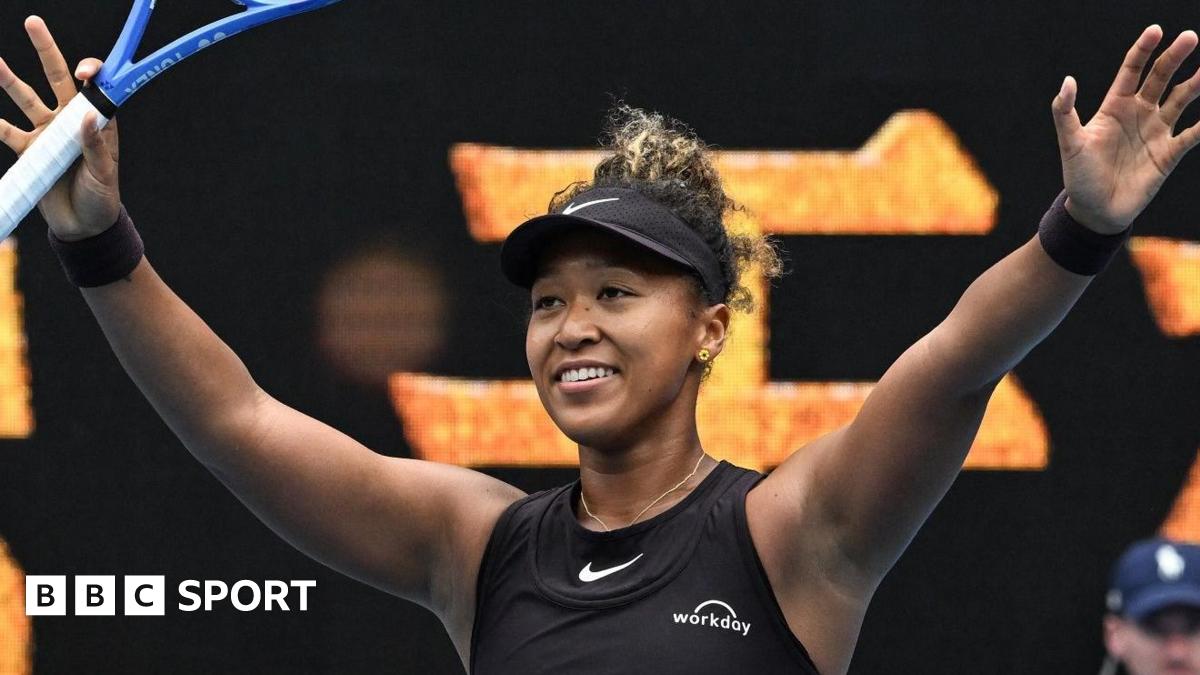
[672,599,751,637]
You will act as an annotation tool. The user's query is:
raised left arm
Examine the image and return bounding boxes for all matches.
[794,231,1091,582]
[755,25,1200,594]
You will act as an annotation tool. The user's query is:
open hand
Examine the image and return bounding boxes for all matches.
[0,16,118,241]
[1053,25,1200,233]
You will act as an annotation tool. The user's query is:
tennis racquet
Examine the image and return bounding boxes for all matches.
[0,0,343,240]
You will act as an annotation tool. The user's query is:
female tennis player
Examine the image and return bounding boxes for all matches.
[5,16,1200,674]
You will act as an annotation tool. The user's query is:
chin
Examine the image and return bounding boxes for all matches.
[556,419,616,448]
[552,411,628,449]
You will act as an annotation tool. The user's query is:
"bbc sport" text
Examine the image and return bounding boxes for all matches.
[25,576,315,616]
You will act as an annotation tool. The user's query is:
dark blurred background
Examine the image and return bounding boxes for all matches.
[1,1,1199,673]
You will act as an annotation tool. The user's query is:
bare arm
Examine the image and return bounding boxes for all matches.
[81,258,522,609]
[755,24,1200,593]
[781,235,1090,582]
[748,236,1097,675]
[1,18,523,626]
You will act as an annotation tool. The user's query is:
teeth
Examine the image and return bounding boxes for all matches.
[560,367,615,383]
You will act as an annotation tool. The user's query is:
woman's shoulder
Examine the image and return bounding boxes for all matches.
[490,481,575,534]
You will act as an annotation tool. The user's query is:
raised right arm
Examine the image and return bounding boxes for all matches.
[79,258,523,610]
[1,17,524,624]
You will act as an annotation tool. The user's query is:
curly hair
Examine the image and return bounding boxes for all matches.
[548,104,787,315]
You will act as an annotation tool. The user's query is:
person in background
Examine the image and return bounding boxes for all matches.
[1102,538,1200,675]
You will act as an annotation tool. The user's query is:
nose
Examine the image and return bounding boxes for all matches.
[553,296,600,350]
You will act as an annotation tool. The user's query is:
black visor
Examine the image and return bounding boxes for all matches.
[500,187,727,304]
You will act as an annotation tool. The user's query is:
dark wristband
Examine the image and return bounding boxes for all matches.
[46,206,144,287]
[1037,190,1131,276]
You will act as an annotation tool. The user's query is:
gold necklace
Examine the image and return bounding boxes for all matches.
[579,453,707,532]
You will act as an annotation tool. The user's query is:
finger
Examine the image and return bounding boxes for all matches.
[0,118,30,155]
[74,58,103,83]
[1172,125,1200,163]
[1138,30,1199,105]
[1161,66,1200,129]
[24,16,74,108]
[1111,25,1164,98]
[80,111,115,185]
[1173,116,1200,155]
[1052,76,1085,157]
[0,57,53,127]
[100,115,119,164]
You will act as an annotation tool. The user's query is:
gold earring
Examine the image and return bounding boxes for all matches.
[697,348,711,362]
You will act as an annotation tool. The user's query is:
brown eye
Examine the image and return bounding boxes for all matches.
[533,296,560,310]
[601,287,630,299]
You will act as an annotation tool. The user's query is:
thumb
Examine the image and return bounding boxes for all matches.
[74,58,103,82]
[1052,75,1085,158]
[80,111,117,187]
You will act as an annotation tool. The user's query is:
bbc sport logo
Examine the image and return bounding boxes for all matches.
[25,576,315,616]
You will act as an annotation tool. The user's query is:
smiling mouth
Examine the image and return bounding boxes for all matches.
[555,370,619,392]
[557,367,617,383]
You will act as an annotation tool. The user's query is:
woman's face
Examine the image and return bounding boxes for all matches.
[525,227,723,450]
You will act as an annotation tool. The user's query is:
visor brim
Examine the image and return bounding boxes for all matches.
[500,213,696,288]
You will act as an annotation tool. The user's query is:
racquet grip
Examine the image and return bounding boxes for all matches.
[0,93,109,241]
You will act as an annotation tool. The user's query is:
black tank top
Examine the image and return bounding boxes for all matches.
[470,460,820,674]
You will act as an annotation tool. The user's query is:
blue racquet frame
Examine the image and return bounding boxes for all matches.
[0,0,342,238]
[94,0,341,110]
